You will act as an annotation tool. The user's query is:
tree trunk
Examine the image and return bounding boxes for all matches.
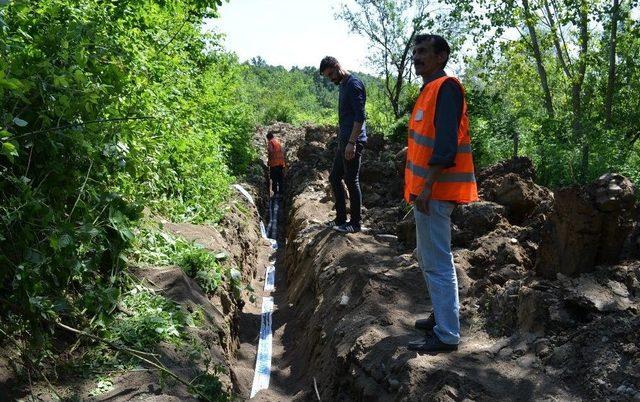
[522,0,555,119]
[580,142,590,181]
[605,0,619,126]
[575,0,590,181]
[543,0,572,79]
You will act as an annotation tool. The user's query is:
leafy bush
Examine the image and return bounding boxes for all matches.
[107,286,187,350]
[0,0,253,359]
[128,225,225,294]
[178,248,223,294]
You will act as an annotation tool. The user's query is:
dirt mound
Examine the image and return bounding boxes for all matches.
[97,200,270,401]
[476,157,536,186]
[535,175,637,278]
[264,124,640,401]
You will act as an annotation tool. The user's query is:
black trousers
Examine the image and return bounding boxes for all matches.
[270,165,284,194]
[329,139,364,225]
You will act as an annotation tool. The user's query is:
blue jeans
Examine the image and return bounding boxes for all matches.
[414,200,460,345]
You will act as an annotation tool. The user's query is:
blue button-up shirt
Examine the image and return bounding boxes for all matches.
[338,74,367,142]
[422,70,463,168]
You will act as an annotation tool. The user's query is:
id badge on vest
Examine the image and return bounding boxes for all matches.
[414,109,424,122]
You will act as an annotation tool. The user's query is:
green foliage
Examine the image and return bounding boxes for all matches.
[191,373,227,402]
[0,0,255,367]
[73,282,220,399]
[240,59,408,139]
[128,226,224,294]
[88,377,115,397]
[450,0,640,187]
[465,87,517,168]
[241,62,338,125]
[178,248,223,294]
[106,285,188,350]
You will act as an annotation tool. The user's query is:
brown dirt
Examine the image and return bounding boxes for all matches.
[245,124,640,401]
[7,123,638,401]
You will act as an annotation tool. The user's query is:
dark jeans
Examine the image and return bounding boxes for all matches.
[329,139,364,225]
[270,166,284,194]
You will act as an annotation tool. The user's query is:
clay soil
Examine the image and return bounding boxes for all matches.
[239,123,640,402]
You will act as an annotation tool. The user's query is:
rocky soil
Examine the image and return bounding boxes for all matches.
[6,122,637,401]
[250,123,640,401]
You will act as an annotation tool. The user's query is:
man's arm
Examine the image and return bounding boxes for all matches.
[414,79,463,214]
[429,80,462,167]
[348,121,363,144]
[345,79,366,159]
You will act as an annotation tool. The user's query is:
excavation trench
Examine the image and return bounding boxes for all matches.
[11,124,632,401]
[12,123,637,400]
[239,123,640,401]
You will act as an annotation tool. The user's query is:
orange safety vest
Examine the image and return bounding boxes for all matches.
[267,138,285,168]
[404,76,479,204]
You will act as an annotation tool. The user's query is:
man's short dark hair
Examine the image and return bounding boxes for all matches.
[414,34,451,68]
[266,133,274,140]
[319,56,339,73]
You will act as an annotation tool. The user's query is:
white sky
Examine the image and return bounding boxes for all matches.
[204,0,374,73]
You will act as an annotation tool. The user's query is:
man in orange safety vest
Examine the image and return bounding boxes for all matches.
[405,34,479,353]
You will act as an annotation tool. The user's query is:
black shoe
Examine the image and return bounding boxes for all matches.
[325,219,346,228]
[407,333,458,353]
[414,314,436,331]
[334,222,361,233]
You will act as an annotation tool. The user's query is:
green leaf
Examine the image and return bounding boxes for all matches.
[0,78,22,91]
[17,28,32,41]
[0,130,10,138]
[59,234,73,248]
[13,117,28,127]
[2,141,18,158]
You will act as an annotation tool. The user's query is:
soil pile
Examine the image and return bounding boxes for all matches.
[267,124,639,401]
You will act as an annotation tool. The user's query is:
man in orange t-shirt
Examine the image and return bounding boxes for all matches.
[266,132,285,196]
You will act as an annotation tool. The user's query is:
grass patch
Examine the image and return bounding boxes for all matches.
[127,224,227,294]
[107,285,188,349]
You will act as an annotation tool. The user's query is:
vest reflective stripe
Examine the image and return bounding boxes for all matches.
[409,131,473,154]
[409,130,435,148]
[268,139,285,167]
[406,161,476,183]
[406,160,428,178]
[404,76,479,204]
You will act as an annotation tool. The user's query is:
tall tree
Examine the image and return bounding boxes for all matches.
[337,0,440,118]
[440,0,640,186]
[605,0,620,126]
[522,0,556,118]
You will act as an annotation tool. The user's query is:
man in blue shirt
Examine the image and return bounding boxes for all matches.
[319,56,367,233]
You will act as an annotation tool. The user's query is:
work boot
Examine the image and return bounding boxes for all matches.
[414,313,436,331]
[407,333,458,353]
[325,219,346,228]
[335,221,361,233]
